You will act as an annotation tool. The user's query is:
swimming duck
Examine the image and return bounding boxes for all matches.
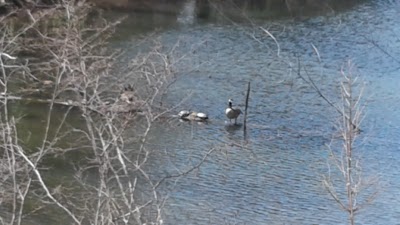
[178,110,209,121]
[225,99,242,124]
[120,84,136,103]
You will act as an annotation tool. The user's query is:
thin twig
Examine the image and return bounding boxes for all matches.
[243,81,250,136]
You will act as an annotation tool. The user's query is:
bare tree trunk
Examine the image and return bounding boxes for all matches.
[342,66,355,225]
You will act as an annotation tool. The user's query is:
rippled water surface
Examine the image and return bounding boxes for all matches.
[113,1,400,224]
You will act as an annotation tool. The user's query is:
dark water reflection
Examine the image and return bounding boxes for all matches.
[112,1,400,224]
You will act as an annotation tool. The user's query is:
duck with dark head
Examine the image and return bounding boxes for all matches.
[225,99,242,124]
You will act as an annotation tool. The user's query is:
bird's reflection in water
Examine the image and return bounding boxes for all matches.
[224,123,242,133]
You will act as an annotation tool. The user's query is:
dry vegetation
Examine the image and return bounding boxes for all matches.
[322,63,378,225]
[0,2,206,224]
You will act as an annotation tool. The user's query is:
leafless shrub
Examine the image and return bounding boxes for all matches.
[323,62,378,225]
[0,1,214,225]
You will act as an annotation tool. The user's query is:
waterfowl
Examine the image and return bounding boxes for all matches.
[225,99,242,124]
[178,110,208,121]
[178,110,191,118]
[120,84,136,103]
[196,112,208,120]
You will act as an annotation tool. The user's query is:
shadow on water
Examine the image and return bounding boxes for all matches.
[224,123,242,133]
[3,101,96,224]
[96,0,367,18]
[105,0,368,41]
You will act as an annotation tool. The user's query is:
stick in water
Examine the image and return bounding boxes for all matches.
[244,81,250,134]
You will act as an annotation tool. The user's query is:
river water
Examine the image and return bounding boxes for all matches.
[10,0,400,224]
[106,1,400,224]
